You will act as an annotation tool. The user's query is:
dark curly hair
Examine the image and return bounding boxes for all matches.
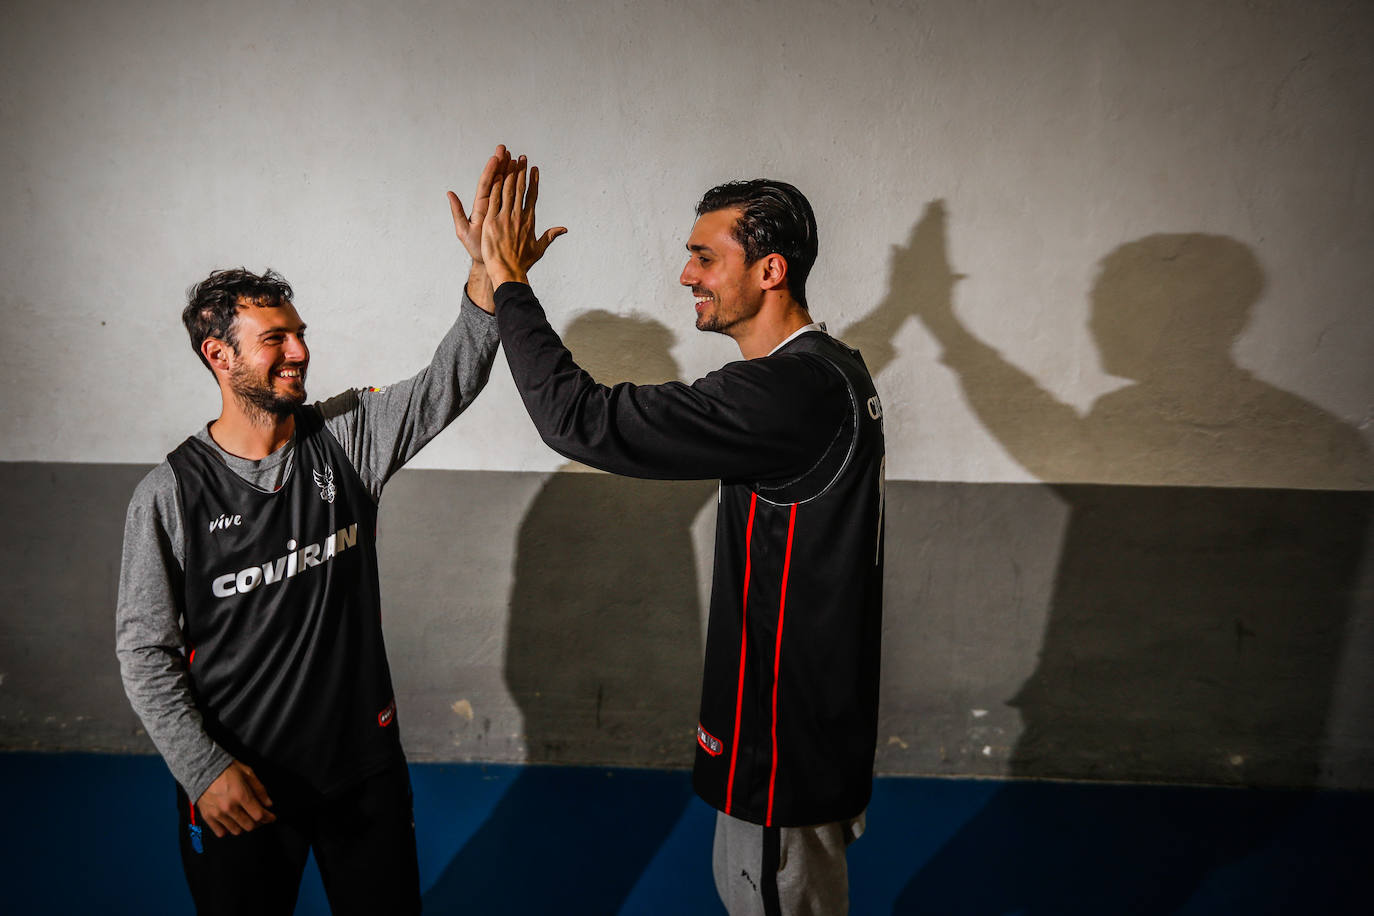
[182,268,294,371]
[695,180,818,308]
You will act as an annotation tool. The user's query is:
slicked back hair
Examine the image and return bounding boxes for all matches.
[695,180,818,308]
[182,268,294,371]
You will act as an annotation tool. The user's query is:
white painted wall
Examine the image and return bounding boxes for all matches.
[3,0,1370,487]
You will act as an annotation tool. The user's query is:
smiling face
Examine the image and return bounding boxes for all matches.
[221,300,310,417]
[679,207,766,337]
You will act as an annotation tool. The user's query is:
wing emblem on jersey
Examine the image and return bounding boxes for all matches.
[313,465,337,504]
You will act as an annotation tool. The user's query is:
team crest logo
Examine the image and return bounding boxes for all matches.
[378,700,397,727]
[313,465,336,504]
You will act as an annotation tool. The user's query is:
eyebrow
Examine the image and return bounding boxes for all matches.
[256,323,307,338]
[687,243,716,254]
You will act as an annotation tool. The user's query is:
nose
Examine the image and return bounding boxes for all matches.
[285,334,308,362]
[679,258,696,287]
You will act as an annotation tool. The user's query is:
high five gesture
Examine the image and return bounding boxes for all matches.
[481,155,567,289]
[447,144,517,313]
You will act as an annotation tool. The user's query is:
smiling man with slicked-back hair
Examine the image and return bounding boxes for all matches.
[482,158,886,916]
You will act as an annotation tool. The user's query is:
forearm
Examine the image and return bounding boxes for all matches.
[321,288,500,495]
[390,289,500,447]
[930,330,1089,479]
[117,640,233,801]
[495,280,672,475]
[116,472,232,800]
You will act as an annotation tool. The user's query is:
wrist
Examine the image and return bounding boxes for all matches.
[466,266,496,315]
[487,261,529,289]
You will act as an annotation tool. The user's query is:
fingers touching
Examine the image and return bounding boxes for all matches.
[448,145,516,260]
[455,146,566,288]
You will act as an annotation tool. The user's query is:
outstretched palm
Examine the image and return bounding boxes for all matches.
[481,158,567,287]
[448,145,514,263]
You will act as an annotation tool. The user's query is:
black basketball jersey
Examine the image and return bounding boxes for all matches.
[167,409,402,793]
[693,331,886,827]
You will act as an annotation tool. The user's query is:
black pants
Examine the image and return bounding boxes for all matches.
[176,760,420,916]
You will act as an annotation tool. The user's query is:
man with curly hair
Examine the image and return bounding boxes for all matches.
[115,147,525,914]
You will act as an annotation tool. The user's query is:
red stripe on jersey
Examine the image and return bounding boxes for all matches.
[724,492,758,815]
[766,503,798,826]
[188,799,197,826]
[188,647,196,668]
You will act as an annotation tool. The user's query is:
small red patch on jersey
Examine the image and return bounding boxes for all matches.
[378,700,396,727]
[698,724,723,756]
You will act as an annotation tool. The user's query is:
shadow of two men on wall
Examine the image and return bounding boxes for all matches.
[873,201,1372,913]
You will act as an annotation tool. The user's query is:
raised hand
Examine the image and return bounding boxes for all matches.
[903,199,964,332]
[448,144,513,263]
[481,156,567,288]
[842,199,964,376]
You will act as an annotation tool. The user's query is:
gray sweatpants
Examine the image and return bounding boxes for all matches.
[712,810,866,916]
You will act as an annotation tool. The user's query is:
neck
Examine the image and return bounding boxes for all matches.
[734,296,814,360]
[209,397,297,460]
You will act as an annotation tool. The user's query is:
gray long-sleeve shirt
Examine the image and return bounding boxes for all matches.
[116,293,498,801]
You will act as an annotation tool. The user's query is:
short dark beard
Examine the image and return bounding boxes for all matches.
[228,361,304,423]
[696,312,725,333]
[695,299,741,335]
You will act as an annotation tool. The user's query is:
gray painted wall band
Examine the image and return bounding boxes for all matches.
[2,463,1370,789]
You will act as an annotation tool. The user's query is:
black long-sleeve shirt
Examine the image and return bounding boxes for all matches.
[497,282,886,827]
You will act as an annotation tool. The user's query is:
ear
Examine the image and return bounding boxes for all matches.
[201,337,234,375]
[757,253,789,292]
